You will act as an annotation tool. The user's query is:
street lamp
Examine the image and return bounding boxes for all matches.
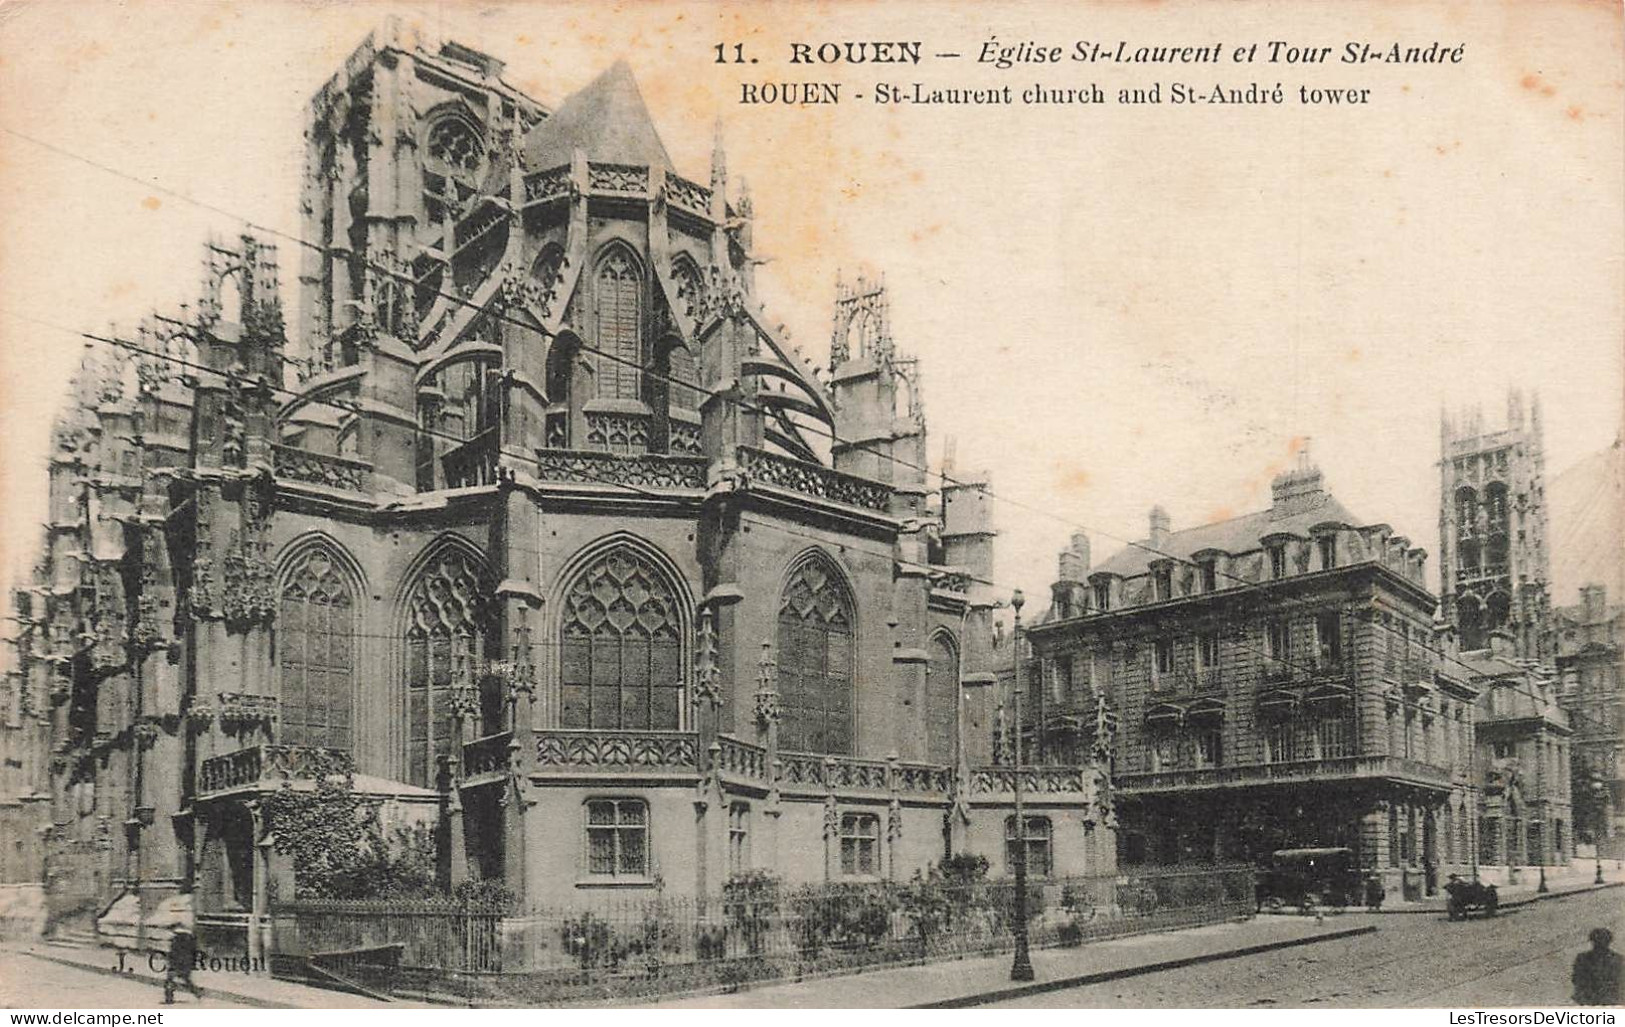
[1010,589,1034,983]
[1594,781,1607,885]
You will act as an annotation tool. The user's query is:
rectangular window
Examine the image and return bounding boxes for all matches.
[1092,581,1111,612]
[1153,567,1173,602]
[586,799,649,878]
[1315,713,1351,759]
[1318,536,1337,570]
[1268,545,1288,580]
[1005,815,1053,878]
[1315,612,1342,668]
[728,802,750,874]
[1151,733,1179,772]
[1154,638,1175,677]
[1192,725,1222,768]
[1197,633,1220,673]
[839,812,880,877]
[1265,719,1297,763]
[1493,739,1514,760]
[1200,561,1218,593]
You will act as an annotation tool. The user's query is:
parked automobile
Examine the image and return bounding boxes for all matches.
[1256,847,1361,911]
[1444,875,1498,920]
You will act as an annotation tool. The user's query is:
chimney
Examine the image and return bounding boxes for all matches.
[1270,462,1326,517]
[1148,506,1171,552]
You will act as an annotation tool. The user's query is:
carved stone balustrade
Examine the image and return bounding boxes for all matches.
[462,731,515,785]
[534,730,698,775]
[534,450,707,491]
[196,744,355,800]
[737,446,891,513]
[273,444,371,492]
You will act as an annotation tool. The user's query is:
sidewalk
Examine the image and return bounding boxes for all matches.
[654,915,1376,1009]
[1360,877,1620,915]
[3,942,406,1009]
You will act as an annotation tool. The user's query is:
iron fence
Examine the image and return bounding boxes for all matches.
[269,865,1253,1004]
[270,897,504,973]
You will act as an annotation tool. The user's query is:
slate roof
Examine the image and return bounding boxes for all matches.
[1091,488,1364,579]
[521,60,676,173]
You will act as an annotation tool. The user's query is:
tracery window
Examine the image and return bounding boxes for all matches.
[559,546,684,730]
[595,248,643,402]
[277,548,355,750]
[403,547,492,788]
[777,556,855,755]
[427,118,483,175]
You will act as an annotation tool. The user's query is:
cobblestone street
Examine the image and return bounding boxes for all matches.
[990,888,1625,1008]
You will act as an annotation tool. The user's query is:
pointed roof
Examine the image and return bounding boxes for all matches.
[522,61,675,173]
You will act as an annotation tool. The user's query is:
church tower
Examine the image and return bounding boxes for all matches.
[1439,388,1552,662]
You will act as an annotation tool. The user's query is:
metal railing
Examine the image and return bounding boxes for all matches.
[1118,753,1452,794]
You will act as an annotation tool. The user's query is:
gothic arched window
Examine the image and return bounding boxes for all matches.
[560,546,684,730]
[277,547,356,751]
[777,555,855,755]
[925,632,959,763]
[427,118,483,176]
[403,546,492,788]
[595,248,643,402]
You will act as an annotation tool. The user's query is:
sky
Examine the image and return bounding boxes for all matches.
[0,0,1620,612]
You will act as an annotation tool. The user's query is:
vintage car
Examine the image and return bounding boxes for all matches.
[1255,847,1361,911]
[1444,877,1498,920]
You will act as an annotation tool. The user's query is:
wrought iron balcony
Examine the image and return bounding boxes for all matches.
[196,744,355,800]
[1116,754,1452,796]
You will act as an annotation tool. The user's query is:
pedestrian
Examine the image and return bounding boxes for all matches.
[1572,927,1623,1006]
[163,926,202,1004]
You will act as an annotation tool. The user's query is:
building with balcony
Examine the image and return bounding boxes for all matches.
[12,23,1114,953]
[1025,458,1485,897]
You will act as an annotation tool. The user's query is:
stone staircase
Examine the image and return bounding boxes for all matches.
[47,923,100,949]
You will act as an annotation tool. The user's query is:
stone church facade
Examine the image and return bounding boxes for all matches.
[10,23,1113,949]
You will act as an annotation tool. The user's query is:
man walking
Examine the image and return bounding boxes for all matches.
[1572,927,1623,1006]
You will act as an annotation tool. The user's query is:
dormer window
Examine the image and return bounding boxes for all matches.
[1199,560,1218,593]
[1092,580,1111,612]
[1317,536,1337,570]
[1268,544,1288,580]
[1152,565,1173,602]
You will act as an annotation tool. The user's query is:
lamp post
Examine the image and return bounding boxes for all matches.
[1594,782,1607,884]
[1010,589,1034,983]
